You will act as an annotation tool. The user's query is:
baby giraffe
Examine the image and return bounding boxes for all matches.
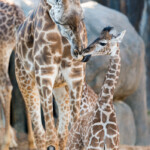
[67,27,126,150]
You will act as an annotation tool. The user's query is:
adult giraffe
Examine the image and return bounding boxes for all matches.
[15,0,87,149]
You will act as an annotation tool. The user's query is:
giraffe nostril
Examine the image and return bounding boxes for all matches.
[74,49,78,57]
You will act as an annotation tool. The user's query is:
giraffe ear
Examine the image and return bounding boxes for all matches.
[116,30,126,43]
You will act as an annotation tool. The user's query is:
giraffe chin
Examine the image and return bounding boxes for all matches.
[82,55,91,62]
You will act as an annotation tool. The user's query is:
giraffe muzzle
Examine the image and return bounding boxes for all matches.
[81,55,91,62]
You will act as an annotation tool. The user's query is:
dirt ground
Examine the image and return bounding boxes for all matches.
[0,128,150,150]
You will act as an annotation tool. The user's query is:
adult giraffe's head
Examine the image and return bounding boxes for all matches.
[81,27,126,62]
[46,0,87,60]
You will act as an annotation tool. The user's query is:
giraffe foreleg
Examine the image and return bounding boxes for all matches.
[0,77,18,150]
[25,106,36,150]
[62,64,84,125]
[53,86,70,150]
[15,57,46,150]
[35,65,59,150]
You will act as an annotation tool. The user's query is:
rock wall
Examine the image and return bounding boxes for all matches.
[81,0,150,111]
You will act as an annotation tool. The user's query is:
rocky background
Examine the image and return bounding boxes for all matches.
[1,0,150,147]
[82,0,150,110]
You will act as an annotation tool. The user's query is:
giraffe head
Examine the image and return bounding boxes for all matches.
[46,0,86,60]
[81,27,126,62]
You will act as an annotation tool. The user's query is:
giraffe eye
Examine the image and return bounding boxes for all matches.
[100,42,107,46]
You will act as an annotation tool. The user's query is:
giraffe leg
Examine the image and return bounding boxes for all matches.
[26,106,36,150]
[0,77,17,150]
[62,65,84,125]
[35,65,59,150]
[66,119,83,150]
[53,86,70,150]
[15,57,46,150]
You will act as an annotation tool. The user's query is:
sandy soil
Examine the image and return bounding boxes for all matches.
[1,128,150,150]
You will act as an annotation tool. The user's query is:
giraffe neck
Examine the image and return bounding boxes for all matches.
[99,44,121,105]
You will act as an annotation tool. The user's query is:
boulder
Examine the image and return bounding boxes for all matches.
[114,101,136,145]
[82,1,149,145]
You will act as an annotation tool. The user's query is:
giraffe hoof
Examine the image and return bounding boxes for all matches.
[47,146,55,150]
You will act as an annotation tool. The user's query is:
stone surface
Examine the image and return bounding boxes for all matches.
[114,101,136,145]
[140,0,150,110]
[81,0,145,32]
[81,0,150,112]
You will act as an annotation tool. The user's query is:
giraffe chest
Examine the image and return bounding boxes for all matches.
[54,68,66,88]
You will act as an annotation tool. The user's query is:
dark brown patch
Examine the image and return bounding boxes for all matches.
[35,62,40,71]
[103,87,109,94]
[107,74,116,79]
[62,37,68,45]
[1,25,7,33]
[40,66,55,76]
[36,32,47,46]
[116,71,120,76]
[27,35,34,48]
[53,56,61,64]
[22,42,28,58]
[109,69,115,74]
[93,125,103,135]
[72,80,82,89]
[102,113,107,123]
[106,124,117,131]
[2,16,6,22]
[36,76,41,86]
[69,68,82,78]
[112,64,117,69]
[35,49,51,65]
[42,78,52,87]
[42,86,52,99]
[90,137,99,147]
[109,113,116,122]
[43,12,55,31]
[106,80,113,86]
[93,110,101,123]
[105,137,114,148]
[70,90,75,99]
[114,58,119,63]
[61,60,71,68]
[46,32,60,42]
[110,87,115,94]
[62,45,72,58]
[7,18,13,26]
